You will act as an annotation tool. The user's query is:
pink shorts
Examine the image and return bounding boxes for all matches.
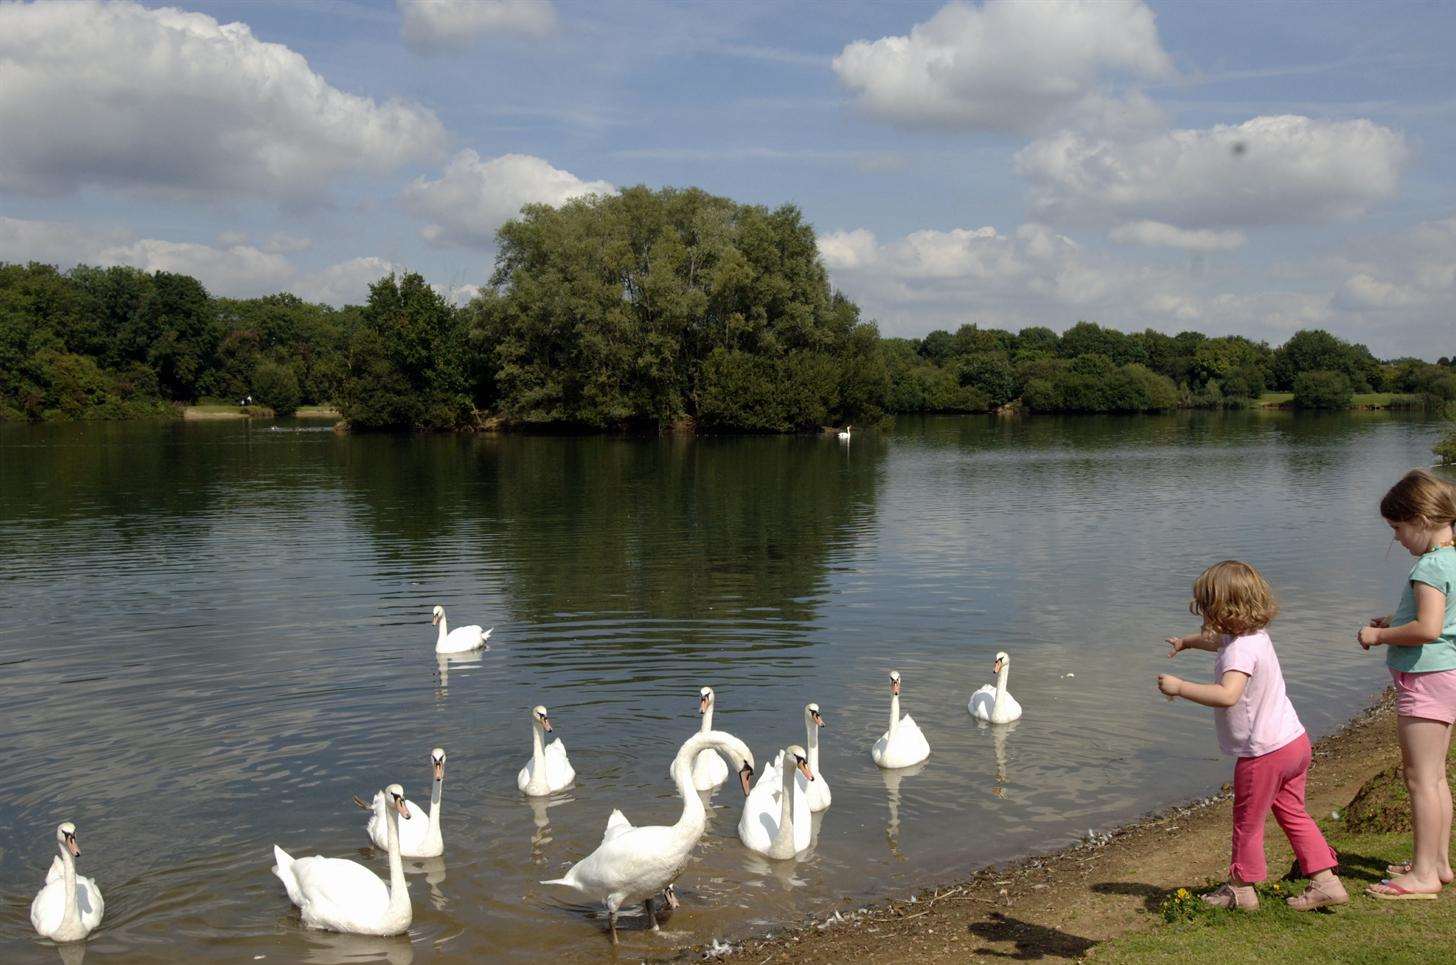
[1390,668,1456,724]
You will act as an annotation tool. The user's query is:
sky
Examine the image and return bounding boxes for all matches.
[1,0,1453,358]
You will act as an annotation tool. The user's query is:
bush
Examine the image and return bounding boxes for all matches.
[252,360,302,416]
[954,353,1020,406]
[1292,370,1353,409]
[1435,433,1456,465]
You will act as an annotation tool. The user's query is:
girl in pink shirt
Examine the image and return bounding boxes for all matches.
[1158,560,1346,911]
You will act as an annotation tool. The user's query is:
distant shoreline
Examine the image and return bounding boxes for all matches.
[180,404,340,422]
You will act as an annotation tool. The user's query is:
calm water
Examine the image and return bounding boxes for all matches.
[0,412,1443,963]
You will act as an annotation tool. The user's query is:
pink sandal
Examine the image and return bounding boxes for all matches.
[1287,877,1348,911]
[1366,880,1439,900]
[1201,884,1259,911]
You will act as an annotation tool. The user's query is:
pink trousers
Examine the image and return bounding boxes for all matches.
[1229,732,1337,882]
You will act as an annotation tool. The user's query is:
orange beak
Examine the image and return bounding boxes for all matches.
[891,679,901,696]
[738,764,754,796]
[797,759,815,782]
[433,760,445,781]
[699,696,709,715]
[66,835,80,857]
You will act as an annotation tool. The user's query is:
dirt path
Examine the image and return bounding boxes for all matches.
[704,692,1399,963]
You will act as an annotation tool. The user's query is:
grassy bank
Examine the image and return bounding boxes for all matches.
[1256,391,1424,410]
[181,403,339,421]
[710,691,1456,964]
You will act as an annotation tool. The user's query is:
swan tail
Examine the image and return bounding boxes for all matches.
[272,846,303,905]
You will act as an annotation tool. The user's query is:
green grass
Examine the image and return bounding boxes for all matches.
[1256,392,1294,407]
[1093,756,1456,963]
[294,404,340,418]
[1255,391,1422,410]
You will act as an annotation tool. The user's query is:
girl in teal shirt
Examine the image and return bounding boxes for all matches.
[1359,468,1456,899]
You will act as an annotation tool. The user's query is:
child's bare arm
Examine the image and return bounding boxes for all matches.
[1158,670,1248,708]
[1167,629,1220,655]
[1359,585,1445,649]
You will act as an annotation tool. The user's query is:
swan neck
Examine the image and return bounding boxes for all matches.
[436,615,448,644]
[429,779,443,834]
[806,716,820,770]
[385,804,409,918]
[531,721,546,767]
[669,733,712,838]
[889,692,900,738]
[700,703,713,733]
[772,757,796,851]
[994,664,1009,709]
[59,843,78,928]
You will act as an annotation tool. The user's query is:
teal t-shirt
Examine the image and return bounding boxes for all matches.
[1387,546,1456,673]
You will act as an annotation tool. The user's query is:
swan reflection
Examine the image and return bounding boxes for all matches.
[981,719,1019,798]
[433,650,482,697]
[880,759,928,858]
[298,929,415,965]
[404,854,447,909]
[527,793,574,863]
[54,943,86,965]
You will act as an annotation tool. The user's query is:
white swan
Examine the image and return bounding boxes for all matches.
[838,425,852,441]
[517,705,575,796]
[969,650,1023,724]
[356,748,446,858]
[667,687,730,790]
[432,605,491,654]
[542,729,754,944]
[803,702,831,812]
[273,784,412,935]
[872,670,931,769]
[738,745,814,858]
[31,823,103,942]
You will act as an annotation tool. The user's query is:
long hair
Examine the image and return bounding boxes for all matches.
[1189,560,1277,636]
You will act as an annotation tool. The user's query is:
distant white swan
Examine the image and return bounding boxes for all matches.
[432,605,491,654]
[542,729,755,944]
[668,687,730,790]
[273,784,412,935]
[969,650,1023,723]
[803,702,831,812]
[518,705,575,796]
[738,745,814,858]
[872,670,931,769]
[357,748,446,858]
[838,425,853,441]
[31,822,103,942]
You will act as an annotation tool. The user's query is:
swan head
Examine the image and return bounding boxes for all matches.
[806,702,826,728]
[431,747,446,782]
[994,651,1010,673]
[533,705,553,732]
[889,670,901,696]
[785,745,814,782]
[55,822,79,857]
[431,605,444,626]
[699,686,714,715]
[386,783,410,818]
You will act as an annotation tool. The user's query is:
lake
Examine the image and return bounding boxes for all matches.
[0,412,1442,963]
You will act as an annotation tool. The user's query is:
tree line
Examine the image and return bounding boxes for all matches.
[3,186,1453,429]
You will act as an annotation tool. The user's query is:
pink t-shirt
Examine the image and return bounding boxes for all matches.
[1213,630,1305,758]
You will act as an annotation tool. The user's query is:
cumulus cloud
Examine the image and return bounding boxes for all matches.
[1328,214,1456,318]
[1109,220,1246,251]
[397,0,557,53]
[0,1,446,201]
[401,151,614,247]
[292,256,402,306]
[832,0,1172,133]
[1017,115,1408,229]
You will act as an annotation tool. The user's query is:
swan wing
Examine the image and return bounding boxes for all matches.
[969,684,997,721]
[76,875,104,929]
[396,797,432,855]
[272,845,304,907]
[292,855,391,922]
[364,790,389,850]
[30,878,63,937]
[793,769,813,852]
[516,759,533,792]
[602,808,633,843]
[996,691,1024,723]
[545,825,685,905]
[691,747,729,789]
[437,625,489,654]
[544,738,576,789]
[807,771,832,812]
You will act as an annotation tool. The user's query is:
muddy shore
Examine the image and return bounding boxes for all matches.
[693,689,1400,963]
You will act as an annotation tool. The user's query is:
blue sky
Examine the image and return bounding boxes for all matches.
[1,0,1453,357]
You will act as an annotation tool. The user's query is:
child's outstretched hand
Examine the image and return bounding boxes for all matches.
[1369,615,1391,629]
[1167,636,1186,656]
[1157,674,1182,700]
[1358,625,1383,650]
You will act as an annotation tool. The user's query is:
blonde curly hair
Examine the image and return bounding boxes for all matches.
[1190,560,1277,636]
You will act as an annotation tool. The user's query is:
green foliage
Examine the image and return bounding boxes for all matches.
[955,352,1020,406]
[251,360,302,416]
[1274,329,1378,391]
[1292,369,1354,409]
[1436,433,1456,465]
[339,273,474,430]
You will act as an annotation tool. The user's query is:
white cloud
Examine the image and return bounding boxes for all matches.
[818,228,879,270]
[0,1,446,201]
[1109,220,1246,251]
[401,151,615,248]
[293,256,402,306]
[832,0,1172,133]
[397,0,557,53]
[1017,115,1408,229]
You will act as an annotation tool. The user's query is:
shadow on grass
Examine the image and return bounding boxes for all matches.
[1089,881,1175,914]
[966,912,1097,960]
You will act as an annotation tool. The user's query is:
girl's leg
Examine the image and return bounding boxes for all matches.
[1378,715,1452,895]
[1269,736,1339,876]
[1227,754,1279,883]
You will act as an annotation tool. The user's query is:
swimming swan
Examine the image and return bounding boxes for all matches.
[518,705,575,796]
[667,687,730,790]
[542,729,754,944]
[356,748,446,858]
[838,425,852,441]
[738,745,814,858]
[803,702,831,812]
[969,651,1023,724]
[273,784,412,935]
[871,670,931,769]
[31,822,103,942]
[432,605,491,654]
